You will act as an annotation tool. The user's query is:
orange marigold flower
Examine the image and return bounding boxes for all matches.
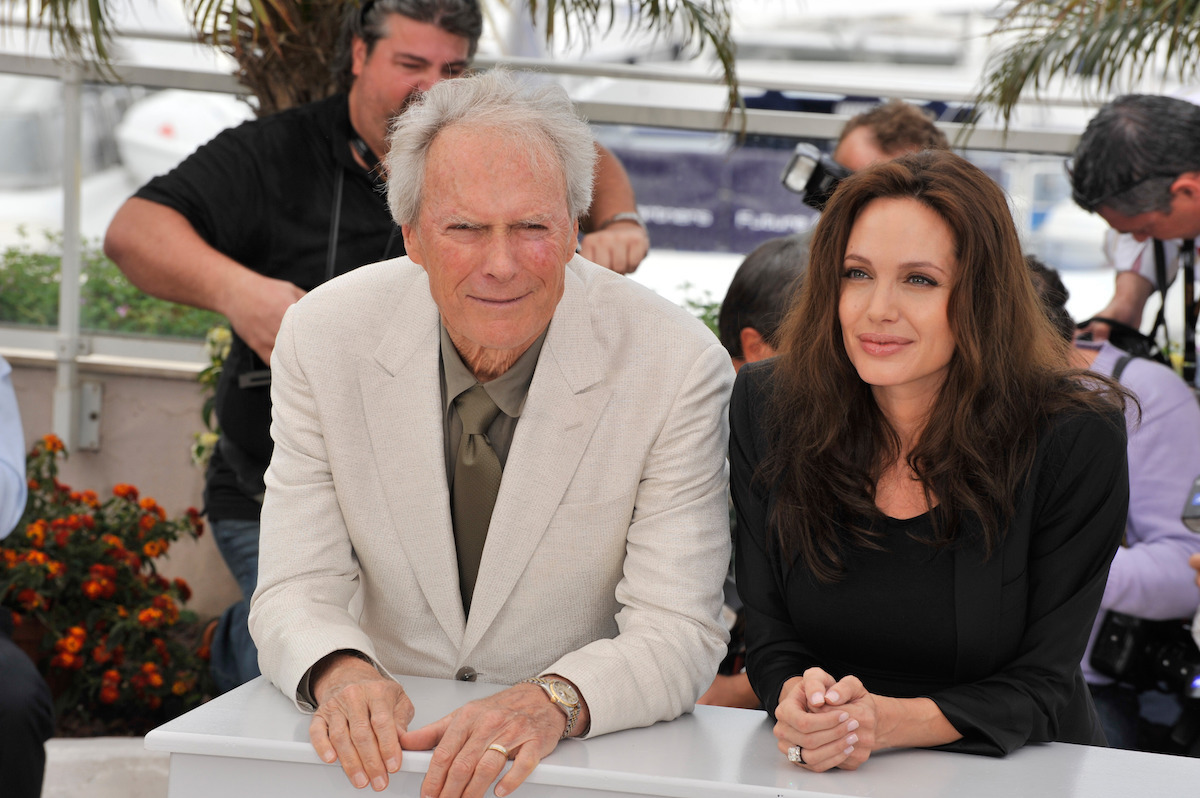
[102,668,121,684]
[99,685,120,704]
[137,607,165,628]
[25,521,46,548]
[101,534,123,548]
[185,507,204,535]
[53,529,70,548]
[42,434,64,452]
[67,625,86,639]
[146,695,162,710]
[61,636,83,654]
[82,579,107,600]
[24,550,47,566]
[27,478,38,490]
[45,560,65,578]
[172,680,189,696]
[3,549,17,566]
[89,563,118,580]
[141,661,159,674]
[117,605,129,618]
[16,589,44,611]
[148,671,164,688]
[81,490,99,508]
[80,514,96,529]
[113,483,139,501]
[153,637,171,666]
[172,578,192,602]
[92,644,112,664]
[139,515,157,534]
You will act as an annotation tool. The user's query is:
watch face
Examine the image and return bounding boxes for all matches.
[550,681,579,706]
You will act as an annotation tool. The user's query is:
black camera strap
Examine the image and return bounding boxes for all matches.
[1182,238,1196,383]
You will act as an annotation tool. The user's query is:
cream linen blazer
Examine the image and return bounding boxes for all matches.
[249,255,733,737]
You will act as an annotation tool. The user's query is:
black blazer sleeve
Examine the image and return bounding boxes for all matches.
[930,410,1128,755]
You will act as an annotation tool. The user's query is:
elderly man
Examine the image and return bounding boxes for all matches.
[105,0,649,695]
[1069,95,1200,342]
[248,70,731,798]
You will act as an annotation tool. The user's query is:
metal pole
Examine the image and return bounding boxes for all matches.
[53,62,85,449]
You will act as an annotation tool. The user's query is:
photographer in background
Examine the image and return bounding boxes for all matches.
[0,355,55,798]
[1029,257,1200,750]
[832,100,950,172]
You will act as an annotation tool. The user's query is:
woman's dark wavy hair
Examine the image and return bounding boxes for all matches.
[762,149,1125,582]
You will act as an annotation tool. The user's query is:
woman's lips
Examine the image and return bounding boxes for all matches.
[858,333,911,356]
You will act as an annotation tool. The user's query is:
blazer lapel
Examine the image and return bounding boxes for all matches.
[461,263,612,654]
[359,266,466,648]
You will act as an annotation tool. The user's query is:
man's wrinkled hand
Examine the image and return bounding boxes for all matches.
[309,654,415,792]
[579,222,649,275]
[400,683,566,798]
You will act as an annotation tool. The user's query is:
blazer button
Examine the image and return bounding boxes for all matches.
[456,666,478,682]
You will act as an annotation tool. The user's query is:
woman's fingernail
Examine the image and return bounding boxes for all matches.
[386,758,399,772]
[826,690,840,703]
[495,788,509,798]
[847,719,860,732]
[372,776,387,791]
[352,772,368,788]
[838,712,849,723]
[844,745,855,755]
[846,734,859,746]
[812,692,825,704]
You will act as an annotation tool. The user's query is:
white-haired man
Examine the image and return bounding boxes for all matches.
[248,70,731,798]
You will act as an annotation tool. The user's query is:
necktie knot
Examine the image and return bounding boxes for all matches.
[456,385,501,436]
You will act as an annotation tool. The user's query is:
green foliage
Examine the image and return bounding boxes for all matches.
[0,232,224,339]
[679,281,720,337]
[980,1,1200,126]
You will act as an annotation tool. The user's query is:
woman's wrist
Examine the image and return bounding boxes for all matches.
[873,695,960,750]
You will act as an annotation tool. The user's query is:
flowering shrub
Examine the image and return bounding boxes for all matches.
[191,325,231,469]
[1,435,214,733]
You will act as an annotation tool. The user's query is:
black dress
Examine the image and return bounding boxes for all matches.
[730,361,1128,756]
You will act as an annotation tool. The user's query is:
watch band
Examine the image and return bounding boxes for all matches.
[522,676,580,738]
[597,211,646,231]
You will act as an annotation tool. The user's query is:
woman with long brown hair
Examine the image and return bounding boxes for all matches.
[731,150,1128,770]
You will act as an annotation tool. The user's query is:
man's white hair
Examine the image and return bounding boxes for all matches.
[387,68,597,225]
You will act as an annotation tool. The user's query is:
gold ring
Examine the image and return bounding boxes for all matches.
[487,743,510,759]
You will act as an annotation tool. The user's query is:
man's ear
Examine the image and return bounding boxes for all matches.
[740,327,777,364]
[402,224,423,265]
[351,36,369,78]
[1172,172,1200,201]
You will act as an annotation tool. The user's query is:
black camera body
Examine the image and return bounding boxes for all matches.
[780,143,852,212]
[1090,610,1200,698]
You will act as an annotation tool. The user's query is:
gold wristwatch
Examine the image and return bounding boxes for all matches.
[522,676,581,738]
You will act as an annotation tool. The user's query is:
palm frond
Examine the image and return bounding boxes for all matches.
[526,1,742,126]
[978,0,1200,126]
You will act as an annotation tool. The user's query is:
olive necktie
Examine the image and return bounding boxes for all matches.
[452,384,503,614]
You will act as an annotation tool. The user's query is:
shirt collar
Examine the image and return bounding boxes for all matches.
[439,324,547,418]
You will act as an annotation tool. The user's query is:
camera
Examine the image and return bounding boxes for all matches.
[780,143,851,212]
[1090,611,1200,698]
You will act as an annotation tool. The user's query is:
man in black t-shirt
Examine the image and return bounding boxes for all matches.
[104,0,650,694]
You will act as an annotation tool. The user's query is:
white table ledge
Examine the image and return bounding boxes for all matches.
[146,675,1200,797]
